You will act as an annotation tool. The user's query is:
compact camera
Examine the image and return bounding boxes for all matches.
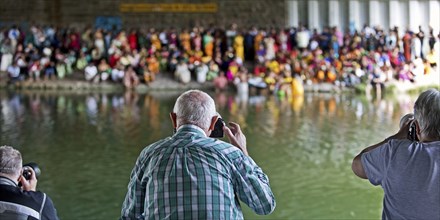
[408,121,418,141]
[210,117,225,138]
[22,162,41,180]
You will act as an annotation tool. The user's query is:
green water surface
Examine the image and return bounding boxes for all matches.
[0,90,417,219]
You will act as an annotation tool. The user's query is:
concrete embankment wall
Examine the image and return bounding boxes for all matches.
[0,0,286,28]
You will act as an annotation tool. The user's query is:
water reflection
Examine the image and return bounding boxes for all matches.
[0,90,416,170]
[0,91,415,140]
[0,90,418,219]
[0,90,417,172]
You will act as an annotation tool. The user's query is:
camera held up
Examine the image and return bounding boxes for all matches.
[22,162,41,180]
[400,113,418,141]
[210,117,225,138]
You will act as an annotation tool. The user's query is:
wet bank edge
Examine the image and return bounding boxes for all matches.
[0,76,438,94]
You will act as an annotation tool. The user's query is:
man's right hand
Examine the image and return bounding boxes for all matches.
[223,122,249,156]
[19,168,37,191]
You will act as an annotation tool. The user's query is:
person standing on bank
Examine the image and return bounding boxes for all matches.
[0,145,59,219]
[352,89,440,220]
[120,89,276,219]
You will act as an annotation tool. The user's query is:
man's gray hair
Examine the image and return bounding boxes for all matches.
[173,90,217,130]
[0,145,22,177]
[414,88,440,139]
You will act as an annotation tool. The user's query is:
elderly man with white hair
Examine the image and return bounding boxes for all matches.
[121,89,276,219]
[352,88,440,220]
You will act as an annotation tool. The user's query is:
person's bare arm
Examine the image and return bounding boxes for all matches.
[352,119,412,179]
[352,139,390,179]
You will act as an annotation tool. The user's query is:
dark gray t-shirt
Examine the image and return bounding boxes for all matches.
[362,139,440,220]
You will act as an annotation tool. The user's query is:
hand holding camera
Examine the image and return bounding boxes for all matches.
[223,122,248,156]
[208,115,248,155]
[399,113,418,141]
[19,162,40,191]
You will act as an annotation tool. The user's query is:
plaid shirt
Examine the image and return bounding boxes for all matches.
[120,125,275,219]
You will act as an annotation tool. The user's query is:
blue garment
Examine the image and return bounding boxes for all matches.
[362,139,440,220]
[121,124,275,219]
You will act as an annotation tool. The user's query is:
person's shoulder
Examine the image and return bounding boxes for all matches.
[387,138,413,149]
[386,139,436,159]
[22,189,46,201]
[207,139,245,160]
[139,137,172,155]
[362,139,410,160]
[416,141,440,153]
[22,190,56,210]
[420,140,440,146]
[147,137,170,148]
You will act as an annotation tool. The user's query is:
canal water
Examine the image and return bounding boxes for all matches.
[0,90,417,219]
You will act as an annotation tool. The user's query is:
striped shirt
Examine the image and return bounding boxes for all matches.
[120,125,276,219]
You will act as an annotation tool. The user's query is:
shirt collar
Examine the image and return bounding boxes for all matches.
[176,124,207,137]
[0,176,18,187]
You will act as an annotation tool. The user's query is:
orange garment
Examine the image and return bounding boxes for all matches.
[193,50,204,62]
[205,42,214,58]
[147,57,160,75]
[180,33,191,52]
[254,33,264,54]
[151,34,161,50]
[143,67,154,83]
[327,71,337,82]
[317,70,325,81]
[334,60,343,72]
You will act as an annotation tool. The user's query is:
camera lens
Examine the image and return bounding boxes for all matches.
[22,167,32,180]
[22,162,41,180]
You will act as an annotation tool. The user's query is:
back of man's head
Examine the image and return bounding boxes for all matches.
[173,90,216,130]
[0,146,22,178]
[414,89,440,140]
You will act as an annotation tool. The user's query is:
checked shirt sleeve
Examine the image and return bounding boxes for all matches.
[120,150,148,219]
[232,155,276,215]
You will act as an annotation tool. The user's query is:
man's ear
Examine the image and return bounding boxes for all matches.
[209,115,219,131]
[170,112,177,129]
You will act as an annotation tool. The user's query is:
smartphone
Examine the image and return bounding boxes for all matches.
[209,118,225,138]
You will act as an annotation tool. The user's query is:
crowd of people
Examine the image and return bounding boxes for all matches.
[0,23,439,96]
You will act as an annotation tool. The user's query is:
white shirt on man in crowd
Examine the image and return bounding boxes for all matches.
[84,63,98,82]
